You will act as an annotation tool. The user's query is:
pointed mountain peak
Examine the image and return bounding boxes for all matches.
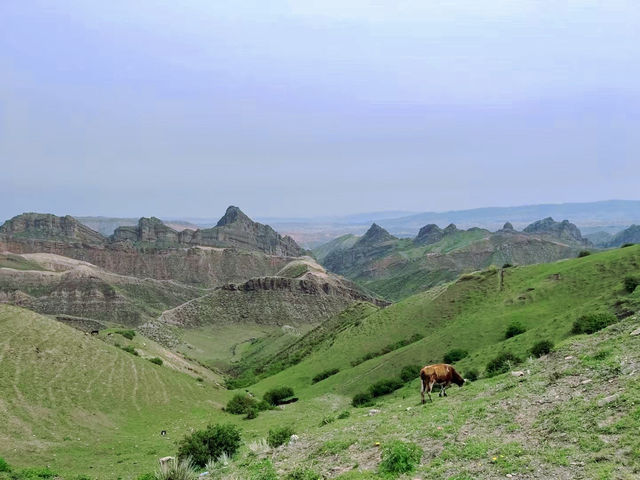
[414,224,444,245]
[443,223,458,235]
[357,223,397,246]
[501,221,515,231]
[216,206,252,227]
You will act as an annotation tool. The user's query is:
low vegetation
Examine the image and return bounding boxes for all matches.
[350,333,423,366]
[115,329,136,340]
[148,357,163,366]
[571,312,617,334]
[311,368,339,384]
[443,348,468,364]
[177,423,241,468]
[399,364,421,382]
[267,426,295,448]
[485,352,521,377]
[624,275,640,293]
[379,441,423,476]
[352,392,374,407]
[530,339,554,357]
[263,386,295,406]
[504,322,526,339]
[369,378,403,397]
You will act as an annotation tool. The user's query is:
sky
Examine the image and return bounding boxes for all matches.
[1,1,639,220]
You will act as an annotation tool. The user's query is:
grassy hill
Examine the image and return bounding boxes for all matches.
[2,246,639,479]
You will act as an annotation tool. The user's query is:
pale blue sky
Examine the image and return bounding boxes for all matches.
[1,1,639,220]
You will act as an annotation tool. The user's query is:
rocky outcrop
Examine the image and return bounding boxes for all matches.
[606,225,640,247]
[414,224,444,245]
[0,213,106,245]
[523,217,589,245]
[354,223,397,247]
[500,222,515,232]
[0,208,305,285]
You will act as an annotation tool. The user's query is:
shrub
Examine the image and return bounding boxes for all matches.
[136,474,154,480]
[267,426,294,448]
[15,467,57,478]
[578,250,591,257]
[120,345,138,356]
[485,352,521,377]
[530,340,554,358]
[0,457,9,472]
[399,364,421,382]
[177,423,241,467]
[319,415,335,426]
[312,368,339,384]
[226,393,258,415]
[505,322,526,339]
[263,386,294,406]
[624,276,640,293]
[379,440,423,475]
[502,262,513,268]
[245,407,258,420]
[369,378,404,397]
[443,348,469,364]
[283,468,321,480]
[149,357,163,366]
[621,243,635,248]
[465,369,479,381]
[572,312,618,334]
[116,329,136,340]
[337,410,351,419]
[352,392,373,407]
[155,457,198,480]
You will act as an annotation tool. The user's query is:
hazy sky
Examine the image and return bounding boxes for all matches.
[1,1,639,220]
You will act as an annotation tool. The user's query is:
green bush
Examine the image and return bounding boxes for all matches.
[621,243,635,248]
[120,345,138,356]
[485,352,521,377]
[465,369,479,382]
[312,368,339,384]
[116,329,136,340]
[443,348,469,364]
[624,276,640,293]
[572,312,618,334]
[226,393,259,415]
[337,410,351,419]
[283,468,321,480]
[379,440,423,475]
[0,458,9,472]
[502,263,513,268]
[148,357,163,366]
[177,423,241,467]
[135,474,154,480]
[245,407,258,420]
[578,250,592,257]
[369,378,403,397]
[399,364,421,382]
[505,322,526,339]
[530,340,554,358]
[263,386,295,406]
[15,467,57,478]
[352,392,373,407]
[267,426,294,448]
[319,415,335,426]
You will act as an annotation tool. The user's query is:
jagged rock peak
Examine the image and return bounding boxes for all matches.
[216,206,252,227]
[501,222,515,232]
[523,217,586,244]
[357,223,397,245]
[414,224,444,245]
[443,223,458,235]
[0,212,106,244]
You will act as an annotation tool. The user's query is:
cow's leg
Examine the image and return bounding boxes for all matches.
[428,379,435,403]
[443,381,450,397]
[420,377,426,404]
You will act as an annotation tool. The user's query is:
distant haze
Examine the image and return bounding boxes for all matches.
[2,1,639,220]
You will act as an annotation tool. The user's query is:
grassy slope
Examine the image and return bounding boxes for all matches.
[0,306,233,479]
[251,245,640,398]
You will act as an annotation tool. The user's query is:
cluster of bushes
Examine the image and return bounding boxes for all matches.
[311,368,339,384]
[225,386,295,420]
[0,458,59,479]
[399,364,421,382]
[443,348,468,364]
[505,322,526,339]
[352,363,423,407]
[572,312,617,335]
[115,329,136,340]
[177,423,242,468]
[624,276,640,293]
[148,357,163,366]
[119,345,139,356]
[350,333,424,366]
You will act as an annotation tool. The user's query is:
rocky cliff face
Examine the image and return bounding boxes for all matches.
[414,224,444,245]
[523,217,589,245]
[0,208,305,285]
[606,225,640,247]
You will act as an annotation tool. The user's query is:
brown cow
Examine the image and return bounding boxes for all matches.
[420,363,465,404]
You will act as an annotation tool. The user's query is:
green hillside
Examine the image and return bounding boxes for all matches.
[0,306,232,478]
